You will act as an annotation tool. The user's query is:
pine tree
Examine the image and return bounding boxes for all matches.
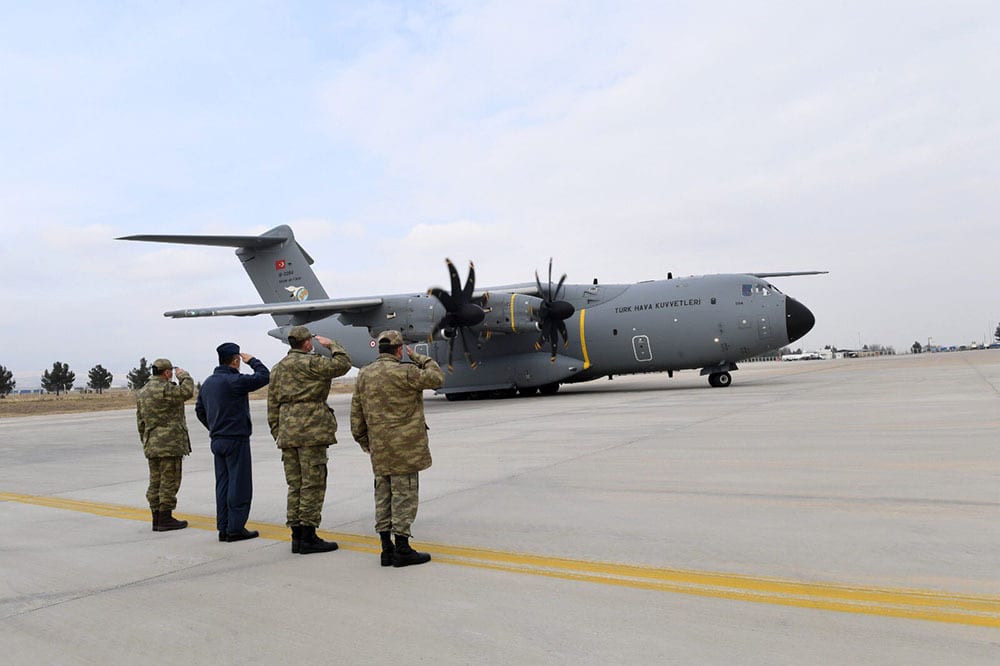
[41,362,75,395]
[87,364,114,394]
[0,365,14,398]
[128,357,152,390]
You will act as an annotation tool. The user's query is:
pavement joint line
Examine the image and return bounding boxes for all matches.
[3,490,999,628]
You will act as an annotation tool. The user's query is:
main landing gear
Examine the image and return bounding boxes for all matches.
[707,372,732,388]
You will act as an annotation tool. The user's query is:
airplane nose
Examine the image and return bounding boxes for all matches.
[785,296,815,343]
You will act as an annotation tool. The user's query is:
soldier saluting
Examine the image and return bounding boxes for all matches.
[351,330,444,567]
[267,325,352,554]
[136,359,194,532]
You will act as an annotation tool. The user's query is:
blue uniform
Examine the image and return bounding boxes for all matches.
[196,358,270,534]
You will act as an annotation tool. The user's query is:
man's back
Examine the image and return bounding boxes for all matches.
[268,350,347,447]
[137,372,194,457]
[351,352,443,476]
[196,359,269,439]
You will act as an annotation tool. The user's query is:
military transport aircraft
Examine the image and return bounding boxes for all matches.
[119,225,823,399]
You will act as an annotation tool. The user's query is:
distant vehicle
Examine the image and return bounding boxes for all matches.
[783,351,824,361]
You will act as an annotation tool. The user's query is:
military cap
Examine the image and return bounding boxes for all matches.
[151,358,173,374]
[287,325,312,345]
[377,330,404,346]
[216,342,240,357]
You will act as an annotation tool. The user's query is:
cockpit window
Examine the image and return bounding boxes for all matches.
[742,282,782,297]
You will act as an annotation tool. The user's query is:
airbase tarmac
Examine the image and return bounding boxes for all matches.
[1,352,998,663]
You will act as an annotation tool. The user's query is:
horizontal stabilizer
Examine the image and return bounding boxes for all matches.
[117,233,285,249]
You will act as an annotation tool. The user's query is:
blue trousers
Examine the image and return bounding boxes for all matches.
[211,438,253,533]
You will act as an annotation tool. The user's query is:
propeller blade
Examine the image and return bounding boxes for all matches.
[462,261,476,301]
[548,258,553,301]
[554,273,567,301]
[430,287,456,312]
[460,327,478,369]
[446,259,462,297]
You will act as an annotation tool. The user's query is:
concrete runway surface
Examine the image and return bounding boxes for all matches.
[1,352,998,664]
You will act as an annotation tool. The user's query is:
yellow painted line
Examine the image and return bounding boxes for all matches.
[508,294,517,333]
[2,491,998,628]
[579,308,591,369]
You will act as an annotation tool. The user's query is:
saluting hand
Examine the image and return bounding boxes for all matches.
[239,353,254,362]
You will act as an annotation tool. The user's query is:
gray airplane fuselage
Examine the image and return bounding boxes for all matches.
[269,274,812,394]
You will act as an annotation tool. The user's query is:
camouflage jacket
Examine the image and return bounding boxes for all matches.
[350,351,444,475]
[136,371,194,458]
[267,340,352,449]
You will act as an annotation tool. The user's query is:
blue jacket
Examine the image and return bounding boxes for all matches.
[196,358,270,440]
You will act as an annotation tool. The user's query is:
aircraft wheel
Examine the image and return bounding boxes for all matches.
[539,382,560,396]
[518,386,539,397]
[709,372,732,388]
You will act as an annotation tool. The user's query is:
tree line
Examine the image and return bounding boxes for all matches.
[0,358,163,398]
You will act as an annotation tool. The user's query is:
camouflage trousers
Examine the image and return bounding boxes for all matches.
[374,473,419,538]
[146,456,182,511]
[282,446,329,527]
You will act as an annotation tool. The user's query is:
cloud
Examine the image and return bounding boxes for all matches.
[2,1,999,383]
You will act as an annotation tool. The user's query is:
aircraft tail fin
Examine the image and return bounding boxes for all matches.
[118,225,328,325]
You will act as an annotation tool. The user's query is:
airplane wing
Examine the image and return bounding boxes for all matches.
[748,271,829,278]
[164,297,383,318]
[471,284,540,299]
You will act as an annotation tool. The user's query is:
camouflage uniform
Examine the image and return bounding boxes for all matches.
[350,334,444,538]
[136,366,194,512]
[268,337,352,528]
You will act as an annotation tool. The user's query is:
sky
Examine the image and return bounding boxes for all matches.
[2,1,998,388]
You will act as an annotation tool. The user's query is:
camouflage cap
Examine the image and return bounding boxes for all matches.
[152,358,173,374]
[287,325,312,345]
[377,330,404,346]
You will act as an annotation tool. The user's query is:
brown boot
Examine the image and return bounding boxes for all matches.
[156,510,188,531]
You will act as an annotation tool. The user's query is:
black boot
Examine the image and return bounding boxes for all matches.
[151,509,159,531]
[156,510,188,532]
[291,525,302,554]
[298,526,338,554]
[226,527,259,542]
[392,535,431,567]
[379,531,395,567]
